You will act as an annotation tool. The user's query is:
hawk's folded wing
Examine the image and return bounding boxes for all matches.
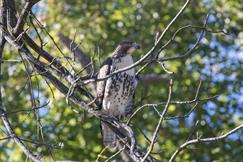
[96,57,113,109]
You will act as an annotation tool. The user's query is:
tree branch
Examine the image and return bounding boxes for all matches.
[58,32,92,73]
[169,124,243,162]
[158,14,209,62]
[23,34,71,77]
[0,108,42,162]
[82,0,192,84]
[58,32,96,94]
[141,78,174,161]
[13,0,40,35]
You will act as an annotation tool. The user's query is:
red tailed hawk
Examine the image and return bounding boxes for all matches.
[96,41,140,147]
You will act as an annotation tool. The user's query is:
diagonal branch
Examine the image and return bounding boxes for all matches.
[82,0,192,84]
[158,14,209,62]
[0,23,97,114]
[58,32,92,74]
[23,34,71,77]
[13,0,40,35]
[58,32,167,87]
[169,124,243,162]
[141,78,174,161]
[0,108,42,162]
[58,32,96,94]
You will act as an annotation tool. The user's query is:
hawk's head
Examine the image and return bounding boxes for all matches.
[112,41,140,58]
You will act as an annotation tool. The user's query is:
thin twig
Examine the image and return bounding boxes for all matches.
[104,146,125,162]
[0,101,49,117]
[141,78,174,161]
[127,91,216,125]
[0,59,21,63]
[158,14,210,62]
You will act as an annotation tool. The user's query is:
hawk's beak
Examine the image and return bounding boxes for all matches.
[132,43,141,49]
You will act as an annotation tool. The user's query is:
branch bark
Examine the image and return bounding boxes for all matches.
[0,0,7,55]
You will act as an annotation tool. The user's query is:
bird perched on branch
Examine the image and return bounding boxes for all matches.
[96,41,140,147]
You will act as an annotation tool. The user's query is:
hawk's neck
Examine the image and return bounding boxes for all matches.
[113,55,135,76]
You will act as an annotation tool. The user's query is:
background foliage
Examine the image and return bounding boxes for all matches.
[0,0,242,161]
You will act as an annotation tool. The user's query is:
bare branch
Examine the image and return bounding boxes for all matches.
[0,101,49,117]
[58,32,96,94]
[141,77,174,161]
[169,124,243,162]
[13,0,40,35]
[137,15,217,75]
[0,109,42,162]
[158,14,210,62]
[165,81,202,120]
[0,59,21,63]
[58,32,92,73]
[23,34,71,77]
[30,13,76,72]
[104,146,125,162]
[127,81,216,124]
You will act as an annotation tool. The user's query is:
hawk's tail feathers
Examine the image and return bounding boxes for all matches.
[101,121,117,147]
